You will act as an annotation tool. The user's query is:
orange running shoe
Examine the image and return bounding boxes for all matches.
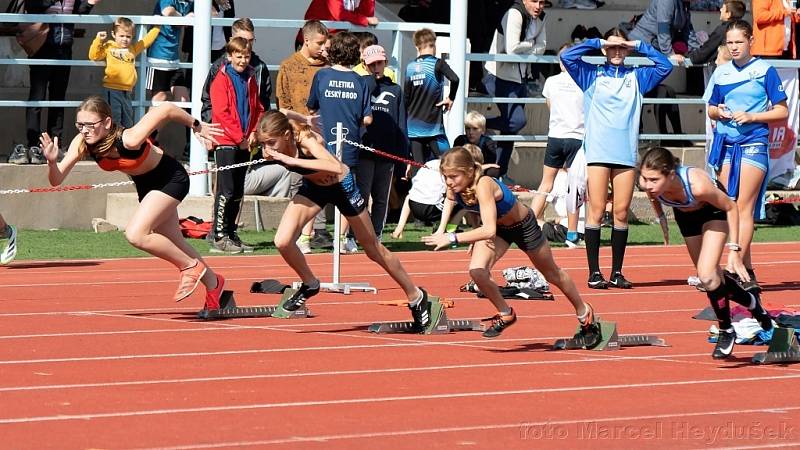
[174,259,207,302]
[204,273,226,310]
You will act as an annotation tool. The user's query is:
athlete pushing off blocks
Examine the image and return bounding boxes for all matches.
[423,147,601,342]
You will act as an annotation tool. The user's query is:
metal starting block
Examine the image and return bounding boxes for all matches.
[270,288,313,319]
[752,327,800,365]
[553,321,668,351]
[197,289,311,320]
[368,296,482,335]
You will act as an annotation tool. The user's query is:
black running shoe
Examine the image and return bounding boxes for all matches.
[408,288,431,331]
[283,282,320,311]
[742,269,762,293]
[588,272,608,289]
[576,302,601,348]
[482,308,517,338]
[609,272,633,289]
[712,328,736,359]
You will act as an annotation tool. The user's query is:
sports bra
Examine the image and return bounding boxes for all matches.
[455,177,516,218]
[657,166,700,209]
[94,134,151,172]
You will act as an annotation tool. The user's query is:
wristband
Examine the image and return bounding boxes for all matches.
[726,242,741,252]
[447,232,458,248]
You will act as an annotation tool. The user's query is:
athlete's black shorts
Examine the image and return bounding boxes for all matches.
[544,137,582,168]
[673,204,726,237]
[131,155,190,202]
[297,172,366,217]
[496,209,546,251]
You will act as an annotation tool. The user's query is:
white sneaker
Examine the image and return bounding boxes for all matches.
[572,0,597,8]
[343,237,358,254]
[297,235,312,254]
[0,225,18,265]
[565,237,585,249]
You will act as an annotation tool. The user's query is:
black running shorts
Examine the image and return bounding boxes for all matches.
[296,172,366,217]
[673,204,726,237]
[131,155,190,202]
[496,209,546,251]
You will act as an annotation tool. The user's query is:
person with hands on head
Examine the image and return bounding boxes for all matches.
[422,147,601,342]
[254,110,435,331]
[704,20,789,293]
[39,96,229,312]
[560,27,672,291]
[640,147,773,360]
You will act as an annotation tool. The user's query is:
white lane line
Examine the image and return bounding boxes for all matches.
[2,260,798,289]
[3,375,800,425]
[0,329,757,365]
[129,405,800,449]
[0,350,763,393]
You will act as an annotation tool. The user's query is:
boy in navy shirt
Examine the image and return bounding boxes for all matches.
[405,28,459,169]
[358,44,408,239]
[307,31,372,252]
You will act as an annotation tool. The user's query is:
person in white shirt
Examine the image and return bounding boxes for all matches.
[531,43,584,247]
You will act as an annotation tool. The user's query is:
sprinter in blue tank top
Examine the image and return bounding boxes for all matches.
[423,147,602,344]
[703,20,788,293]
[561,27,672,290]
[639,147,773,360]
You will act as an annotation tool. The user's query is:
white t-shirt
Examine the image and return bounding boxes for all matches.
[409,159,445,209]
[542,71,585,140]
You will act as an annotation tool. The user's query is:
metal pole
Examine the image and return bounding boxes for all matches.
[189,0,212,196]
[446,0,468,142]
[332,122,343,284]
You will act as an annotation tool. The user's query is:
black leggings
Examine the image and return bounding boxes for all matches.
[212,146,249,239]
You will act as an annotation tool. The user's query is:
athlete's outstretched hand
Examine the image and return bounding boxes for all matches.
[192,121,224,147]
[421,232,450,251]
[39,132,60,164]
[726,251,750,283]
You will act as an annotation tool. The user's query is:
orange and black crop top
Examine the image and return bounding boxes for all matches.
[94,135,151,172]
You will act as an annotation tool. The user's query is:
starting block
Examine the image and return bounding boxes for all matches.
[270,288,313,319]
[553,321,668,351]
[368,296,482,335]
[752,327,800,365]
[197,289,311,320]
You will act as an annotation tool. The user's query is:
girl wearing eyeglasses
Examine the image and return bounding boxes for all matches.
[39,95,228,312]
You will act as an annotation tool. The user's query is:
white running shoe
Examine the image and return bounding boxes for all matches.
[296,235,312,254]
[342,237,359,254]
[0,225,17,265]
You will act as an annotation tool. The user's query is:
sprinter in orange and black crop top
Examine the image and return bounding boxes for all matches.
[253,110,437,330]
[39,95,229,312]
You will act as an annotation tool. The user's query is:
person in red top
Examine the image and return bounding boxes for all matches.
[38,95,228,311]
[294,0,378,49]
[208,37,265,253]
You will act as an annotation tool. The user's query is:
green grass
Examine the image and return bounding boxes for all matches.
[9,222,798,261]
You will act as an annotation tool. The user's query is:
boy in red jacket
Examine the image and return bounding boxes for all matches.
[209,37,264,253]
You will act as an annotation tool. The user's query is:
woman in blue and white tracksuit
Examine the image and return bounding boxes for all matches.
[704,20,788,293]
[560,27,672,290]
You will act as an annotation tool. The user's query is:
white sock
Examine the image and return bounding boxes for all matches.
[408,288,423,307]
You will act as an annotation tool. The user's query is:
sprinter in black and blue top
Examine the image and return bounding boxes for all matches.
[561,27,672,290]
[639,147,773,360]
[423,147,601,343]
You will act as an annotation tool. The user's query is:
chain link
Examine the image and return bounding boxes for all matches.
[0,158,269,196]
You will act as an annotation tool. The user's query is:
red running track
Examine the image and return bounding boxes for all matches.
[1,242,800,449]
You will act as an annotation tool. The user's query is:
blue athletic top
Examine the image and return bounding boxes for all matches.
[656,166,701,209]
[148,0,192,61]
[560,39,672,166]
[455,177,516,218]
[703,58,787,145]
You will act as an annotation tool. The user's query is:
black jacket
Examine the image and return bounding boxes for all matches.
[201,51,272,123]
[687,21,731,65]
[25,0,95,48]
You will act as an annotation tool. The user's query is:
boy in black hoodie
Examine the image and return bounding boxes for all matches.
[358,44,408,239]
